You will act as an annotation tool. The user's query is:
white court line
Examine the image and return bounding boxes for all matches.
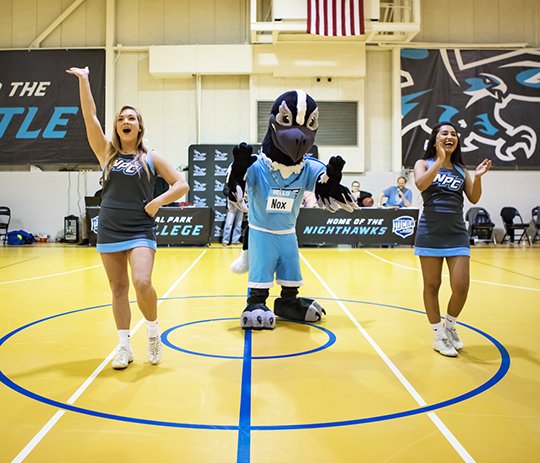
[363,250,540,292]
[300,253,476,463]
[12,249,207,463]
[0,265,103,285]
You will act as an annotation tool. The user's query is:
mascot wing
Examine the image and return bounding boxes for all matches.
[226,142,256,213]
[315,155,359,213]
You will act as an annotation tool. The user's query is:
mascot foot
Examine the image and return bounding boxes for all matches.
[241,303,276,330]
[274,297,326,322]
[230,250,249,274]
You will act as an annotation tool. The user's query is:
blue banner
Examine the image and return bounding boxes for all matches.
[401,49,540,170]
[0,49,105,166]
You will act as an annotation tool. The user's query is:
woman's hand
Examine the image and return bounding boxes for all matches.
[435,140,446,163]
[144,201,160,218]
[475,158,492,177]
[66,66,89,79]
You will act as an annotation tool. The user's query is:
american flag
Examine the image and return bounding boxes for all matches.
[307,0,365,36]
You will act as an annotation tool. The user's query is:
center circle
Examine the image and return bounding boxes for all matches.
[161,317,336,359]
[0,295,510,431]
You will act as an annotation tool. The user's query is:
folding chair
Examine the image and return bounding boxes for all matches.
[0,206,11,245]
[532,206,540,242]
[500,207,531,244]
[466,207,496,244]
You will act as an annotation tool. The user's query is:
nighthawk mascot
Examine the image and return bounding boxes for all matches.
[227,90,358,329]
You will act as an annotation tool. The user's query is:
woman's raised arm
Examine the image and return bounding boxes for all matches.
[66,66,109,165]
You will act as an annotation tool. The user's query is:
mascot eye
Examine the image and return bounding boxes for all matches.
[306,108,319,131]
[275,101,293,127]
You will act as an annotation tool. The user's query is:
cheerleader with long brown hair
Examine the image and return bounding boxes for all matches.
[67,66,189,370]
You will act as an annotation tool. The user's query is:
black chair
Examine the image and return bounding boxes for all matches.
[0,206,11,245]
[465,207,496,244]
[500,207,531,244]
[532,206,540,242]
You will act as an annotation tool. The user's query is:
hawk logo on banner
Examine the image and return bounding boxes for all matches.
[193,195,208,207]
[401,48,540,169]
[193,165,207,176]
[193,180,207,192]
[193,149,207,161]
[214,179,225,191]
[214,149,228,161]
[307,0,365,36]
[215,210,226,222]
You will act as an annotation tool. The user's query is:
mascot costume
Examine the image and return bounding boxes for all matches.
[227,90,358,330]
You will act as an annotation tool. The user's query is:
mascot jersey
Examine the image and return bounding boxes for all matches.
[246,153,325,288]
[246,153,325,233]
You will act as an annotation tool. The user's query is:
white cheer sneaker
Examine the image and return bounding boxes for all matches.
[112,346,134,370]
[433,336,458,357]
[445,326,464,350]
[148,336,162,365]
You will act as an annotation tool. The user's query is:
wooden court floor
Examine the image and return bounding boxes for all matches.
[0,243,539,463]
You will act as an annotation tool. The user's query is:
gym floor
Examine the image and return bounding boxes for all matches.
[1,243,539,462]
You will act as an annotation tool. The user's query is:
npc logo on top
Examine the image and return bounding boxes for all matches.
[392,215,416,239]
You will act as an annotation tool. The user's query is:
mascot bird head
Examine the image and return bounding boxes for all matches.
[262,90,319,166]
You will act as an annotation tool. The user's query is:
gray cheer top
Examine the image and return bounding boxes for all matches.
[96,151,157,253]
[414,159,470,257]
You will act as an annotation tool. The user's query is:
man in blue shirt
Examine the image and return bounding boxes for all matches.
[378,176,412,207]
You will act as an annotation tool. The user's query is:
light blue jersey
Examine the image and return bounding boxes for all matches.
[246,153,326,288]
[246,154,325,232]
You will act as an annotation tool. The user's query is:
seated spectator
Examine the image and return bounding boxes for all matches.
[378,176,412,208]
[351,181,373,206]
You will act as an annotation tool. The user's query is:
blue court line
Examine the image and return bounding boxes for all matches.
[252,320,510,429]
[0,296,510,447]
[0,369,236,430]
[237,329,252,463]
[162,318,336,360]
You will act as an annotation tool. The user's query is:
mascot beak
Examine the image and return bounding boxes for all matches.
[270,118,316,164]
